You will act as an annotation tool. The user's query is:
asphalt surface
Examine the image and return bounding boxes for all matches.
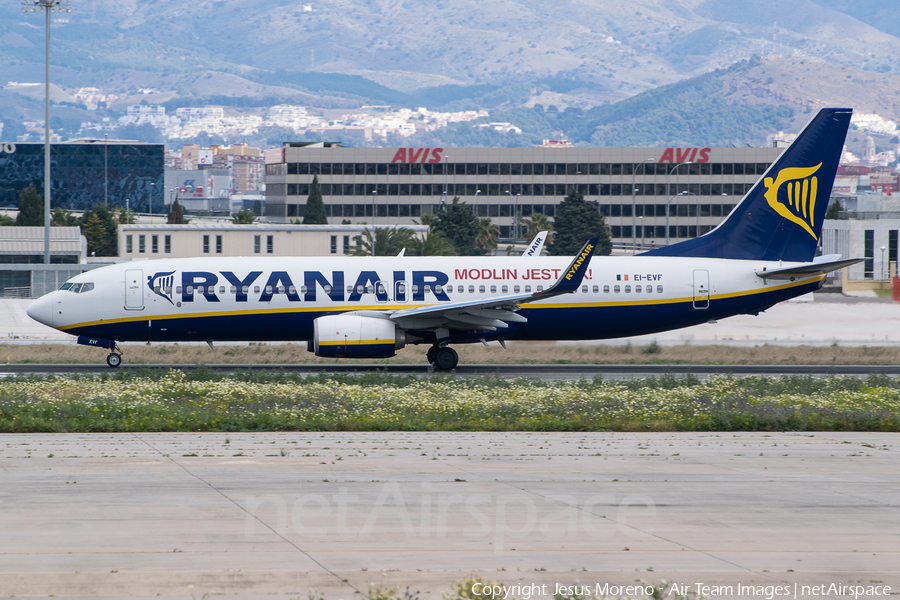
[2,363,900,379]
[1,432,897,600]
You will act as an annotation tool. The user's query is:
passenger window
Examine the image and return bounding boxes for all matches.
[323,285,332,293]
[646,286,652,294]
[288,286,296,295]
[603,285,609,293]
[524,285,531,293]
[479,285,485,293]
[365,285,373,293]
[501,285,508,293]
[176,286,183,294]
[347,285,354,294]
[537,285,543,292]
[277,286,285,294]
[59,282,73,290]
[624,285,631,293]
[468,285,475,293]
[81,283,94,293]
[230,286,237,294]
[186,286,194,295]
[490,285,497,293]
[378,284,387,294]
[635,285,642,293]
[411,285,419,294]
[253,286,260,294]
[514,285,520,293]
[614,285,620,293]
[154,285,161,294]
[69,283,82,293]
[219,286,225,294]
[265,286,273,294]
[657,285,663,294]
[242,286,249,294]
[581,285,588,293]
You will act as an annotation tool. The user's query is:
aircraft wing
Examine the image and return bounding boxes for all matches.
[389,238,598,330]
[755,257,865,280]
[521,231,548,257]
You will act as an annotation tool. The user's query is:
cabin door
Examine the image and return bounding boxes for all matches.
[124,269,144,310]
[693,269,709,310]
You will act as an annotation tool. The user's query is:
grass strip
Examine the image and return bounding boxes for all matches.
[0,371,898,433]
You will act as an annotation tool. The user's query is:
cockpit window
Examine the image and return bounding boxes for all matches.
[69,283,83,293]
[80,282,94,293]
[59,282,73,291]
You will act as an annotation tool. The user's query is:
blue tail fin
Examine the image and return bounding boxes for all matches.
[642,108,851,262]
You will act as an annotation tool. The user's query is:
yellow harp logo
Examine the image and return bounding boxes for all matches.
[763,163,822,239]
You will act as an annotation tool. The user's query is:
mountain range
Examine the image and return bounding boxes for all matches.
[2,0,900,147]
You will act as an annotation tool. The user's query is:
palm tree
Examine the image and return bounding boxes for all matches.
[474,217,499,253]
[348,226,418,256]
[522,212,553,244]
[408,231,457,256]
[231,210,256,224]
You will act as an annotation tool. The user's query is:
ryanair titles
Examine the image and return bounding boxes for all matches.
[149,269,454,304]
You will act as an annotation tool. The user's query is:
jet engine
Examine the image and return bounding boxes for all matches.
[312,314,405,358]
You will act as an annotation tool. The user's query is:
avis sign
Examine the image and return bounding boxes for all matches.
[391,148,444,163]
[659,148,711,163]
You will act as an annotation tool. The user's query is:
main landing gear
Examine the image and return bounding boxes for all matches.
[427,345,459,370]
[106,352,122,368]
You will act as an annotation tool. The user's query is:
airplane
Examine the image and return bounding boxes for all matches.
[27,108,860,369]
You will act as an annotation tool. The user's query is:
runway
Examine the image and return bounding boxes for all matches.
[1,432,897,600]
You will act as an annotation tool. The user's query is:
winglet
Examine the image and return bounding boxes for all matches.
[529,237,598,301]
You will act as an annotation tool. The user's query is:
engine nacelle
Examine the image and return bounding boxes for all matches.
[313,314,405,358]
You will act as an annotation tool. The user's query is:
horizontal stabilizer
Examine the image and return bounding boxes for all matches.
[755,258,864,280]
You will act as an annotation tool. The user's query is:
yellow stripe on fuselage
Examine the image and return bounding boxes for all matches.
[59,276,821,331]
[318,339,394,346]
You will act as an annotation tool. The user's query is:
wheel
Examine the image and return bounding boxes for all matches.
[106,353,122,368]
[434,346,458,370]
[426,345,439,365]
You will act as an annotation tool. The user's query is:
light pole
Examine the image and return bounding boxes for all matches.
[505,190,521,242]
[22,0,72,264]
[442,153,449,205]
[371,190,377,256]
[638,215,644,251]
[474,189,481,216]
[149,182,156,216]
[665,161,692,245]
[632,158,655,255]
[678,191,700,236]
[881,246,887,290]
[104,132,108,207]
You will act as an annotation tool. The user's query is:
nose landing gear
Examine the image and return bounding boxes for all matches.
[106,351,122,368]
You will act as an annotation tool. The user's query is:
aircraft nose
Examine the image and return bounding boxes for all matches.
[26,294,54,327]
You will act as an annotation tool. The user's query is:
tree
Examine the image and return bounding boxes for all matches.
[303,175,327,224]
[168,199,186,224]
[825,198,843,220]
[349,226,418,256]
[16,186,43,226]
[51,207,78,227]
[0,215,14,226]
[522,212,553,245]
[474,217,499,253]
[232,210,257,224]
[430,197,483,256]
[79,204,118,256]
[549,189,612,256]
[115,208,135,225]
[408,231,457,256]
